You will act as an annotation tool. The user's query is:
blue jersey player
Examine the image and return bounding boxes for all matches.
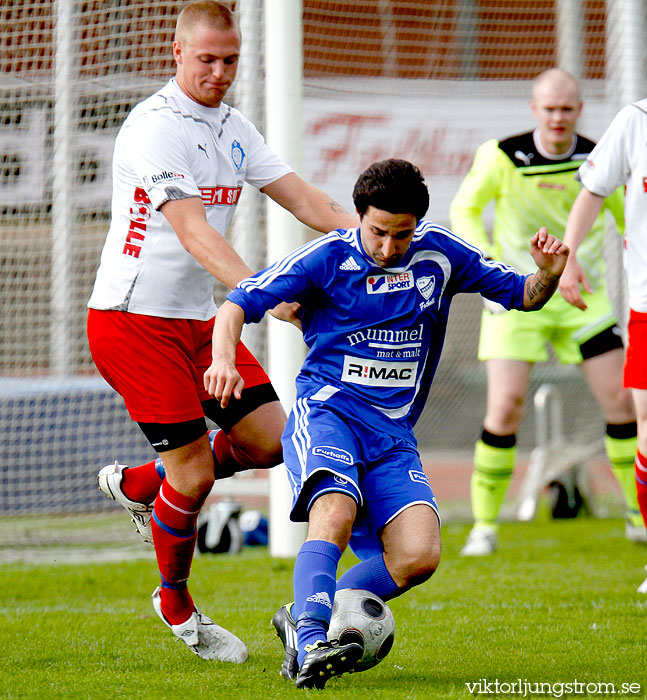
[205,159,569,689]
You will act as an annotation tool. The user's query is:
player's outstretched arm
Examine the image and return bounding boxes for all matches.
[204,300,246,408]
[162,197,255,290]
[559,188,605,311]
[262,172,358,233]
[522,227,569,310]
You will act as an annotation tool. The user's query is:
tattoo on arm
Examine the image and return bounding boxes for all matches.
[526,277,548,304]
[525,271,558,309]
[328,199,347,214]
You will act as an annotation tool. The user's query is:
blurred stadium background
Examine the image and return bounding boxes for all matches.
[2,0,646,543]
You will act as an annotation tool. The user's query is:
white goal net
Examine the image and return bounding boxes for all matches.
[2,0,645,542]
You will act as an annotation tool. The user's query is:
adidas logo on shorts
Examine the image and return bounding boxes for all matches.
[306,591,333,608]
[339,256,361,271]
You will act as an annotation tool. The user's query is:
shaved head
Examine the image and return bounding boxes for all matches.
[530,68,582,155]
[175,1,240,47]
[532,68,580,102]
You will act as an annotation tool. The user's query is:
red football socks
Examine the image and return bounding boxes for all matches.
[152,480,204,624]
[635,451,647,528]
[120,459,163,504]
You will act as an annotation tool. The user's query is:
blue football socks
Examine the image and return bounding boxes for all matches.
[336,553,402,600]
[292,540,342,666]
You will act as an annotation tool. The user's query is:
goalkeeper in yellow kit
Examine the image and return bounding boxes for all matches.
[450,68,643,555]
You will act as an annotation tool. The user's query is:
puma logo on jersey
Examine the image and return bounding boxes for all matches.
[514,150,533,166]
[198,143,209,158]
[339,256,361,271]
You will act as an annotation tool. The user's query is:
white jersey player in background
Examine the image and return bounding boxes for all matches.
[560,99,647,593]
[87,0,356,662]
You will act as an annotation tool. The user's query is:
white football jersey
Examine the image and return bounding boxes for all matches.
[578,99,647,312]
[88,79,292,319]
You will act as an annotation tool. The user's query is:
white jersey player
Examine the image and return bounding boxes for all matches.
[560,98,647,593]
[87,1,357,664]
[89,78,291,319]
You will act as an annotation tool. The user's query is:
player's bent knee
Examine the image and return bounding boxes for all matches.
[389,543,441,589]
[190,473,216,500]
[307,492,357,548]
[232,439,284,470]
[409,545,441,579]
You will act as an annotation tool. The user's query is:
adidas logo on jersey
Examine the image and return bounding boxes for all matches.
[306,591,333,608]
[339,256,361,271]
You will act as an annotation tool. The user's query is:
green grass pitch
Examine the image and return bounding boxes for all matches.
[1,514,646,700]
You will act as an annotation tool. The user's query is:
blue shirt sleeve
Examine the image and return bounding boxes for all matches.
[226,235,329,323]
[442,229,528,309]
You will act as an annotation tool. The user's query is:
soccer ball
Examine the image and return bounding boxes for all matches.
[327,588,395,671]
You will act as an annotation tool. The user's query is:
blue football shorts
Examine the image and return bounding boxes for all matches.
[282,393,440,560]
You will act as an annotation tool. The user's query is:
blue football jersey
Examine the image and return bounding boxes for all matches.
[228,220,527,431]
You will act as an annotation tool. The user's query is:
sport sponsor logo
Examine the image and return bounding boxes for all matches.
[199,185,242,206]
[306,591,332,608]
[129,203,151,222]
[409,470,430,486]
[123,186,152,258]
[312,446,353,465]
[342,355,417,387]
[643,177,647,193]
[339,256,361,271]
[538,182,565,190]
[346,323,423,347]
[150,170,185,184]
[366,270,414,294]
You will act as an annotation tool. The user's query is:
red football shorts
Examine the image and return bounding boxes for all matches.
[624,309,647,390]
[87,308,270,423]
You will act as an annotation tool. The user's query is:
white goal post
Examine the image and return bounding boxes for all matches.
[263,0,309,557]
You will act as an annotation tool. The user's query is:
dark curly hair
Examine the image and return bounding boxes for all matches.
[352,159,429,222]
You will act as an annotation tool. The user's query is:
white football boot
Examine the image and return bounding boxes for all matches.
[460,525,498,557]
[625,520,647,544]
[97,461,153,544]
[151,587,249,662]
[637,566,647,594]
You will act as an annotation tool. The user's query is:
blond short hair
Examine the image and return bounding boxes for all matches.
[175,1,239,45]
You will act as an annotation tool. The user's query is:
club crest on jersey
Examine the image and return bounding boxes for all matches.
[415,276,435,300]
[342,355,417,387]
[231,140,245,170]
[366,270,414,294]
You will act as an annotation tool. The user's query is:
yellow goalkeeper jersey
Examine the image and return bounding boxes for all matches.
[449,130,624,289]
